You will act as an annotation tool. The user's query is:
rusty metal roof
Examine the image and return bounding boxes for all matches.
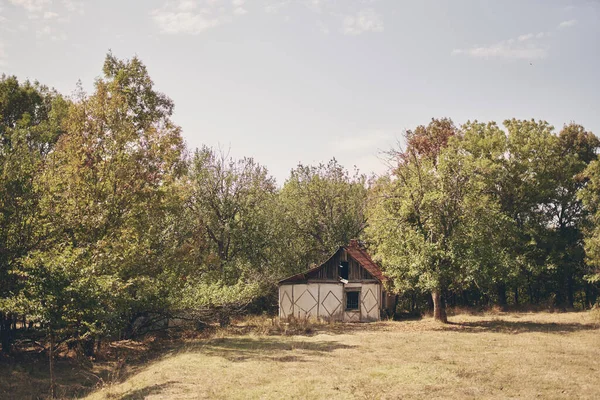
[344,241,387,282]
[278,240,387,284]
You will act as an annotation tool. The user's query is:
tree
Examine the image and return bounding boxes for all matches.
[543,124,599,307]
[279,159,369,272]
[578,141,600,297]
[457,120,517,306]
[24,52,186,351]
[186,146,279,283]
[367,122,511,322]
[405,117,457,162]
[0,75,67,353]
[11,247,93,397]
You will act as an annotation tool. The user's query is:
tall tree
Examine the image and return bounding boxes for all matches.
[543,124,599,307]
[186,146,279,284]
[457,121,516,306]
[0,76,67,353]
[279,159,369,271]
[578,133,600,300]
[17,53,186,349]
[367,121,511,322]
[405,117,457,162]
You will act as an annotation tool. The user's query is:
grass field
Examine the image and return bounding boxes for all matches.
[85,311,600,400]
[2,310,599,399]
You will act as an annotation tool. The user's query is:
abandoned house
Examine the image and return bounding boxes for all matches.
[278,240,392,322]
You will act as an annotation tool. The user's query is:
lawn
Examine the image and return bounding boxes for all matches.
[2,311,599,399]
[85,311,600,400]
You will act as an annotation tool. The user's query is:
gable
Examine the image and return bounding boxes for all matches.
[344,245,387,282]
[279,243,386,284]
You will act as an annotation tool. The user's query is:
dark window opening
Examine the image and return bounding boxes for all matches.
[339,261,349,280]
[346,291,360,310]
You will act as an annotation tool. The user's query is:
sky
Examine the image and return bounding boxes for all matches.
[1,0,599,184]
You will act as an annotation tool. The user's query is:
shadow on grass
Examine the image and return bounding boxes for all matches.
[118,381,178,400]
[0,334,355,398]
[0,354,113,400]
[187,336,355,363]
[447,319,597,334]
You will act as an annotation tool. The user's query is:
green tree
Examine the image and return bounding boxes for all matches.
[456,120,517,306]
[578,141,600,297]
[279,159,369,271]
[25,53,186,348]
[186,146,279,283]
[0,76,67,353]
[543,124,599,307]
[367,123,511,322]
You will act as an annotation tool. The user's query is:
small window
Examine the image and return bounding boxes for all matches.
[346,291,360,310]
[339,261,349,280]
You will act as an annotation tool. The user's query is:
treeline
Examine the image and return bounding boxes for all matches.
[368,118,600,321]
[0,54,368,357]
[1,53,600,359]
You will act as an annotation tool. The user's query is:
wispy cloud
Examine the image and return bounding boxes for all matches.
[233,0,248,16]
[453,16,581,61]
[8,0,51,13]
[342,8,384,36]
[452,31,549,60]
[43,11,59,19]
[558,19,577,28]
[262,1,384,36]
[151,0,248,35]
[4,0,84,41]
[264,0,290,14]
[62,0,84,15]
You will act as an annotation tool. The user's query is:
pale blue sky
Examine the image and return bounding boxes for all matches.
[1,0,599,183]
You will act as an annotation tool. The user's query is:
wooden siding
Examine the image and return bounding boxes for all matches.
[279,282,381,322]
[305,248,375,282]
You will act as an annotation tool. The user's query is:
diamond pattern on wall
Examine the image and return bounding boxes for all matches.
[361,288,378,314]
[295,289,318,315]
[280,290,293,318]
[344,311,360,322]
[321,291,341,316]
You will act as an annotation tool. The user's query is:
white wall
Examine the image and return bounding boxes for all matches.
[279,282,381,322]
[360,283,381,322]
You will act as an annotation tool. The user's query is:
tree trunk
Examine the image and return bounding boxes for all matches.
[496,282,507,309]
[49,331,56,398]
[585,285,598,308]
[431,290,448,323]
[0,313,13,354]
[586,286,598,308]
[513,287,519,306]
[566,276,575,309]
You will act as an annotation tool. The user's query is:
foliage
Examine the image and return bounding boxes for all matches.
[2,52,600,361]
[579,160,600,284]
[0,75,68,352]
[186,146,279,284]
[15,53,187,347]
[367,121,512,320]
[279,158,369,271]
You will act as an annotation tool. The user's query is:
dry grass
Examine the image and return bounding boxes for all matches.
[79,311,600,400]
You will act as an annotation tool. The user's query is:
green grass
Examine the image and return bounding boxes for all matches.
[83,311,600,400]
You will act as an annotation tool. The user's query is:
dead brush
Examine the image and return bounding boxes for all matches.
[228,314,333,336]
